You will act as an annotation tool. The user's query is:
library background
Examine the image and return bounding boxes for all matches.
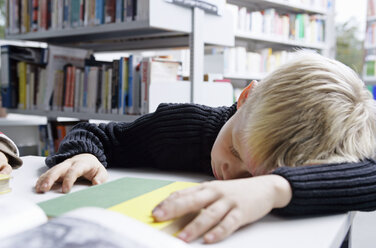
[1,0,376,247]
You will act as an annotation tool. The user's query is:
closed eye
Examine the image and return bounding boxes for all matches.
[230,145,242,161]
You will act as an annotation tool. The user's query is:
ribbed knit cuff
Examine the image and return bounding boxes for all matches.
[272,160,376,216]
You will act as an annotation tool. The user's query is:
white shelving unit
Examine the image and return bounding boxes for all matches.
[228,0,328,14]
[5,0,234,121]
[219,0,336,82]
[364,7,376,85]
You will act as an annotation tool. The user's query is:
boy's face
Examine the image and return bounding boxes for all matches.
[211,109,256,180]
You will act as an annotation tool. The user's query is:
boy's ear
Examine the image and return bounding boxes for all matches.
[237,81,256,109]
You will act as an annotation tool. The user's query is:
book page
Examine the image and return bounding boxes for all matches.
[0,196,48,240]
[0,207,190,248]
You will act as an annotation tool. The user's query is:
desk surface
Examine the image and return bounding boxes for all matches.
[9,156,354,248]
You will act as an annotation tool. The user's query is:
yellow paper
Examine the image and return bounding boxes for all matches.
[109,181,198,230]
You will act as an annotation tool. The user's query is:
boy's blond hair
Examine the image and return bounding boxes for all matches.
[241,52,376,174]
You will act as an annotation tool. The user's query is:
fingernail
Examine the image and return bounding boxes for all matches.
[152,208,165,218]
[42,183,48,190]
[62,186,69,193]
[205,234,215,243]
[178,232,188,241]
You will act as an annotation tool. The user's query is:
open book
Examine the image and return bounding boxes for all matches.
[0,196,191,248]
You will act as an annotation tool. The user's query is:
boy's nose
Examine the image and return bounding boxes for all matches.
[222,162,252,180]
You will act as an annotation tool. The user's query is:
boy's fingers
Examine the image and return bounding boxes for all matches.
[204,209,243,244]
[35,161,71,193]
[177,199,231,242]
[61,163,87,193]
[0,164,12,175]
[153,188,217,221]
[91,166,108,185]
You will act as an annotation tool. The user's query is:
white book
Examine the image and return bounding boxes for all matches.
[0,197,190,248]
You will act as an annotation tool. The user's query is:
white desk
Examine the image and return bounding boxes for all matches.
[9,156,354,248]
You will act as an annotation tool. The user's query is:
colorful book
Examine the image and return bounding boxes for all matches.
[38,177,198,234]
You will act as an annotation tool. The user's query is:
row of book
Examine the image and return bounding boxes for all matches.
[38,120,83,156]
[368,0,376,17]
[6,0,147,35]
[229,5,326,44]
[205,47,296,76]
[1,44,181,115]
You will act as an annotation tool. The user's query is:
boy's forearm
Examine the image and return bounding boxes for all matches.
[268,174,292,209]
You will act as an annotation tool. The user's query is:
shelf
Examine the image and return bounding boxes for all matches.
[367,16,376,22]
[6,21,189,51]
[224,73,265,81]
[235,31,326,50]
[5,0,234,51]
[227,0,328,15]
[365,44,376,50]
[363,76,376,83]
[6,109,141,122]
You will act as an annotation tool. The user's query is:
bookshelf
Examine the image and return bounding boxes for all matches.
[206,0,336,83]
[3,0,234,121]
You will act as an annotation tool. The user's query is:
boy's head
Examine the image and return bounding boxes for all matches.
[211,52,376,180]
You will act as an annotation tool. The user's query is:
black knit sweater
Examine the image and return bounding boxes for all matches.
[46,103,376,216]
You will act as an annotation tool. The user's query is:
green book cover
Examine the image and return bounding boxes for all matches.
[38,177,174,217]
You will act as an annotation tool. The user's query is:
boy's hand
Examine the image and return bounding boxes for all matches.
[0,151,11,174]
[152,175,292,244]
[35,153,108,193]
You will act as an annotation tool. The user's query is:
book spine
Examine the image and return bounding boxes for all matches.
[17,61,27,110]
[118,57,123,113]
[111,60,119,113]
[74,68,81,112]
[57,0,63,29]
[95,66,102,112]
[95,0,104,25]
[21,0,29,33]
[79,0,84,26]
[140,58,149,114]
[25,64,31,109]
[82,66,89,112]
[125,0,133,22]
[106,68,111,113]
[122,57,128,114]
[115,0,123,23]
[67,66,76,111]
[105,0,116,24]
[127,55,133,114]
[1,46,11,108]
[136,0,148,21]
[70,0,80,28]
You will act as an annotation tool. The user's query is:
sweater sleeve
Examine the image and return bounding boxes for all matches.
[272,159,376,215]
[45,103,237,173]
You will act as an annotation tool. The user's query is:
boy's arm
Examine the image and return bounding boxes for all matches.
[46,103,236,172]
[38,103,237,193]
[272,159,376,215]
